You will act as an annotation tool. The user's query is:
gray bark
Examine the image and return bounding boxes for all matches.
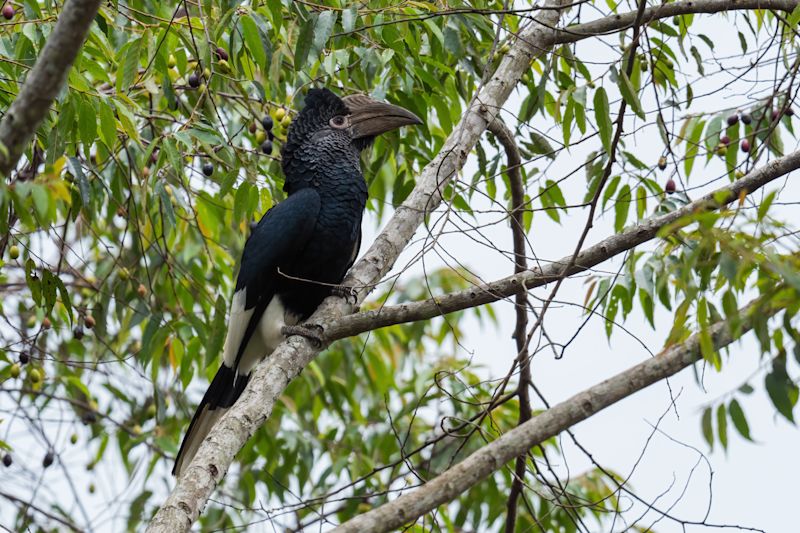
[0,0,103,175]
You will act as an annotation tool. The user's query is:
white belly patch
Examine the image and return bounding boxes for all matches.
[223,290,300,375]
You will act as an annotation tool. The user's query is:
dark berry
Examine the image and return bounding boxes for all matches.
[187,73,200,88]
[248,122,257,134]
[720,135,730,146]
[214,47,229,61]
[665,179,676,194]
[657,156,667,171]
[741,113,752,125]
[740,139,751,153]
[2,5,14,19]
[261,115,273,131]
[726,114,738,126]
[73,326,84,340]
[772,109,780,121]
[2,454,11,467]
[18,352,29,365]
[785,107,794,116]
[42,452,54,468]
[202,163,214,177]
[260,140,273,154]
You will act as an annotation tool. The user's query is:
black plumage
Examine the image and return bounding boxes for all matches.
[173,88,421,476]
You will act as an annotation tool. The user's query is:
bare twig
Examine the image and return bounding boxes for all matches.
[486,119,532,533]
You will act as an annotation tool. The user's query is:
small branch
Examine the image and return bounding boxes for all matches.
[0,0,102,175]
[331,298,780,533]
[550,0,800,46]
[486,118,532,533]
[325,147,800,340]
[0,489,83,532]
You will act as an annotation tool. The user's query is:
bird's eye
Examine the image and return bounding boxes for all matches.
[329,115,348,129]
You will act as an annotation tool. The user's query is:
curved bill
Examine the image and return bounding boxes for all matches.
[342,94,423,139]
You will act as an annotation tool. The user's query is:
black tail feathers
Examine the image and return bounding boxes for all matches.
[172,364,250,476]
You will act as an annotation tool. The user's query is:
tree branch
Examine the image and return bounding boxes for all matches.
[0,0,102,175]
[331,297,782,532]
[486,118,532,533]
[549,0,800,46]
[324,149,800,340]
[146,1,572,530]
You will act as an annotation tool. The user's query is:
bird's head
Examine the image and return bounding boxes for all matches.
[281,88,422,180]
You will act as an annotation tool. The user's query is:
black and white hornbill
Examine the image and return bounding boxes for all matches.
[173,88,422,476]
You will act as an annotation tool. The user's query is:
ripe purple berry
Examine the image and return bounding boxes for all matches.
[187,73,200,88]
[214,47,229,61]
[726,114,738,126]
[740,139,751,153]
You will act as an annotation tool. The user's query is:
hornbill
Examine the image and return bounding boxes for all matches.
[173,88,422,476]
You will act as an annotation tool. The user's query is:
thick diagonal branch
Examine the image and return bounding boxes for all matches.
[331,297,780,532]
[0,0,102,175]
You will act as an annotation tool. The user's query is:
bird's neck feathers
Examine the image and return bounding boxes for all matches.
[281,89,365,196]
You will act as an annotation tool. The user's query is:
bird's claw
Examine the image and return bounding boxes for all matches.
[281,324,326,349]
[331,284,358,305]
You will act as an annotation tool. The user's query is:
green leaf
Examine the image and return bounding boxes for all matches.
[701,407,714,449]
[616,70,644,119]
[728,399,752,441]
[614,184,631,232]
[241,15,267,69]
[311,11,336,61]
[116,37,142,94]
[294,13,317,70]
[757,190,776,221]
[636,185,646,219]
[342,6,357,33]
[78,97,96,149]
[31,184,50,222]
[594,87,612,153]
[98,101,116,150]
[716,403,728,450]
[524,131,556,159]
[765,370,796,423]
[684,118,705,177]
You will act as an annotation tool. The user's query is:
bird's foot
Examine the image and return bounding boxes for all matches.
[281,324,326,349]
[331,284,358,305]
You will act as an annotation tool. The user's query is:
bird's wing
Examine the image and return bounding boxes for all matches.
[222,187,321,371]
